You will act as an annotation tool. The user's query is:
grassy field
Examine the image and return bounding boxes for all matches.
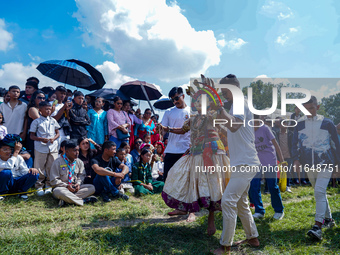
[0,185,339,255]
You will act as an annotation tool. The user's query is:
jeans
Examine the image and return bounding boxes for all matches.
[93,174,119,196]
[249,168,284,215]
[109,136,128,149]
[0,169,39,195]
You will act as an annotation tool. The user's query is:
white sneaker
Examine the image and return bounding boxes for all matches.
[45,187,52,194]
[0,196,4,201]
[253,213,264,219]
[286,187,292,193]
[36,188,45,196]
[273,212,284,220]
[20,195,28,201]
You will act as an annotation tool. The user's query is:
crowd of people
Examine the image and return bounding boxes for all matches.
[0,74,339,252]
[0,77,167,205]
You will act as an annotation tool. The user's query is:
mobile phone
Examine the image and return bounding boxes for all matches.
[67,97,73,102]
[52,99,58,106]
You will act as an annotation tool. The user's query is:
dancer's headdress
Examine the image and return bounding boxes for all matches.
[187,74,223,111]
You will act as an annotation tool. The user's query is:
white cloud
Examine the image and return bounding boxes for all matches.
[0,61,138,92]
[0,62,59,89]
[74,0,222,81]
[253,75,290,85]
[95,61,135,89]
[276,33,289,45]
[276,27,299,46]
[28,54,42,62]
[225,38,247,50]
[310,82,340,101]
[261,1,293,20]
[289,27,298,33]
[0,19,14,51]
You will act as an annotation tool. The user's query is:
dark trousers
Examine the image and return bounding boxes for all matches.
[163,153,183,181]
[0,169,39,195]
[93,175,119,196]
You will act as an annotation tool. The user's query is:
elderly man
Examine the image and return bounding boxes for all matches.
[49,140,97,206]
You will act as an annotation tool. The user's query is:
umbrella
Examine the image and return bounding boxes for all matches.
[153,98,174,110]
[67,59,106,90]
[36,60,105,91]
[87,88,137,105]
[119,80,162,114]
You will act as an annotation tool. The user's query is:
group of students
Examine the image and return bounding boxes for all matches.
[0,74,339,252]
[0,76,167,204]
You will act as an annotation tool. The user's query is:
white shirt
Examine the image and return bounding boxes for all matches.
[0,125,7,139]
[0,155,29,178]
[0,101,27,135]
[161,106,190,154]
[227,99,260,167]
[51,103,64,117]
[29,116,61,153]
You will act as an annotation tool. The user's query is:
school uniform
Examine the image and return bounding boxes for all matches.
[49,156,95,206]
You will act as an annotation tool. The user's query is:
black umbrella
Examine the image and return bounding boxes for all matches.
[153,98,174,110]
[36,59,105,91]
[87,88,137,105]
[119,80,162,114]
[67,59,106,90]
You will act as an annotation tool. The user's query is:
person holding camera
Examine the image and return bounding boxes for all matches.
[51,86,73,145]
[107,96,131,148]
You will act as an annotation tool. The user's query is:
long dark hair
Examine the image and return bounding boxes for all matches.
[27,90,45,108]
[77,137,94,158]
[139,148,151,166]
[26,90,46,119]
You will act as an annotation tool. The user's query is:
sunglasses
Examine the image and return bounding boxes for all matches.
[116,102,123,105]
[145,112,151,115]
[171,94,183,102]
[37,97,45,100]
[136,141,142,144]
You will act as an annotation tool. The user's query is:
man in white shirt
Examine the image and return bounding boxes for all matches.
[0,141,39,201]
[0,86,27,138]
[213,74,261,254]
[157,87,190,181]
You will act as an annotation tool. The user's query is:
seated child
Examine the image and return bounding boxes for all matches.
[131,148,164,196]
[120,142,133,170]
[0,141,39,200]
[115,148,134,194]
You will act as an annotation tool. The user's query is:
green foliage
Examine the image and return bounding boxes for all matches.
[242,80,305,113]
[321,93,340,124]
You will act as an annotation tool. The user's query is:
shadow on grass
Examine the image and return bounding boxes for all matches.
[0,193,59,208]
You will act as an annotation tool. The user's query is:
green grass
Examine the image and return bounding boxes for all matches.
[0,186,339,254]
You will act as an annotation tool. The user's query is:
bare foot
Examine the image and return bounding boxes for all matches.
[211,245,230,254]
[233,237,260,247]
[168,209,187,216]
[186,212,196,222]
[207,211,216,236]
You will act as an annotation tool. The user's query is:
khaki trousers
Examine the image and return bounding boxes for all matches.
[34,150,58,189]
[53,184,95,206]
[220,166,259,246]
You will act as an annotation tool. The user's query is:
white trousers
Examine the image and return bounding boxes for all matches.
[220,166,259,246]
[306,168,333,223]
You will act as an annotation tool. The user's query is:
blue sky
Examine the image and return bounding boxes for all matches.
[0,0,339,103]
